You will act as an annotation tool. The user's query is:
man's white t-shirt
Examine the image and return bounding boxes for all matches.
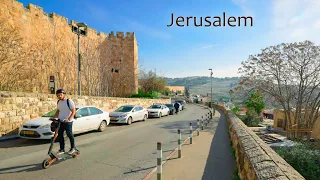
[57,98,75,122]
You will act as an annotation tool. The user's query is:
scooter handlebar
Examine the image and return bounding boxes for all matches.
[49,118,60,121]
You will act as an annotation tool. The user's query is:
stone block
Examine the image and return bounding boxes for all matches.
[5,110,16,117]
[249,154,272,164]
[268,176,289,180]
[25,109,32,115]
[255,166,285,179]
[32,107,39,114]
[9,116,22,123]
[0,112,5,118]
[242,139,259,151]
[2,104,13,111]
[22,115,29,121]
[17,109,26,116]
[23,103,30,108]
[1,118,9,125]
[12,104,19,110]
[15,97,23,104]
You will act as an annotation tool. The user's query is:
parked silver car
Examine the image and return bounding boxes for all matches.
[109,105,148,125]
[147,104,170,118]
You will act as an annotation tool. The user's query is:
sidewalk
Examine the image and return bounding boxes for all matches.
[149,110,236,180]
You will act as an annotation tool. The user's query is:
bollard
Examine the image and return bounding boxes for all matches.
[201,120,204,130]
[197,119,200,129]
[157,142,162,180]
[189,122,192,134]
[178,129,182,158]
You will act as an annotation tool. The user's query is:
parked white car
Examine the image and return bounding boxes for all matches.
[19,106,110,140]
[109,105,148,125]
[147,104,170,118]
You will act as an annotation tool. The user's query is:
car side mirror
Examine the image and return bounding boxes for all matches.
[75,114,82,118]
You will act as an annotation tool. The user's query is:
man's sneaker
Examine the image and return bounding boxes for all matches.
[68,148,76,155]
[57,149,65,155]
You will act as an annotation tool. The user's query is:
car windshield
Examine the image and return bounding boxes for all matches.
[115,106,134,112]
[149,105,162,109]
[165,104,173,107]
[41,109,57,117]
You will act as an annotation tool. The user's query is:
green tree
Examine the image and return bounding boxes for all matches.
[245,91,265,115]
[231,105,241,114]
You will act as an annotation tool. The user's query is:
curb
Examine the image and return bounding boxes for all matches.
[142,131,197,180]
[0,135,20,142]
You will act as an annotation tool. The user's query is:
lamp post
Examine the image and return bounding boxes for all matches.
[71,22,88,96]
[208,69,213,116]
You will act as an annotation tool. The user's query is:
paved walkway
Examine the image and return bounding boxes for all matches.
[149,110,237,180]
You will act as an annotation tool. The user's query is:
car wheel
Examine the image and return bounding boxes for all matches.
[98,121,107,132]
[143,114,147,121]
[127,117,132,125]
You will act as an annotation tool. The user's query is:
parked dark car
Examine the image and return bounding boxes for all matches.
[174,100,186,110]
[165,103,175,115]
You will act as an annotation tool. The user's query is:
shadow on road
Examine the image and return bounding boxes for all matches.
[201,110,236,180]
[0,139,50,149]
[156,120,199,135]
[123,166,156,174]
[0,130,104,149]
[0,163,43,174]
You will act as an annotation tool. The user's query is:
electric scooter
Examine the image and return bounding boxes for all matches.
[42,118,80,169]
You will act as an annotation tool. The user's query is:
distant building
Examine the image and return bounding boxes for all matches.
[166,86,185,94]
[273,109,320,139]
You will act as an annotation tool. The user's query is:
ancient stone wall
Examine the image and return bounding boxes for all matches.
[213,104,305,180]
[0,0,138,96]
[0,91,170,137]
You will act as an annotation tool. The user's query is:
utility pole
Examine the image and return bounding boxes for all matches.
[209,69,213,115]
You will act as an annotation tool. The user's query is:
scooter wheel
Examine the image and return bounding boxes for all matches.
[42,158,52,169]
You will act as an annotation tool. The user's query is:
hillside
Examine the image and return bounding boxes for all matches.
[163,76,240,101]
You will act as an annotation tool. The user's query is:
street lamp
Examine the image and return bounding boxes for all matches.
[71,22,88,96]
[208,69,214,117]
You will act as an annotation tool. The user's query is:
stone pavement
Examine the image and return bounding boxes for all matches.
[149,110,237,180]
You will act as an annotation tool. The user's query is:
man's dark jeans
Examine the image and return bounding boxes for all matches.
[58,121,75,151]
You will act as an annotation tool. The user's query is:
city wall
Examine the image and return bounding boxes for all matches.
[213,105,305,180]
[0,0,138,96]
[0,91,170,137]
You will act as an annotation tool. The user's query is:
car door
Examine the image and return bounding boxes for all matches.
[88,107,103,129]
[73,107,90,133]
[160,105,165,114]
[131,106,140,122]
[137,106,145,120]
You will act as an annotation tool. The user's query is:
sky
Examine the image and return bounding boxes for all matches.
[19,0,320,78]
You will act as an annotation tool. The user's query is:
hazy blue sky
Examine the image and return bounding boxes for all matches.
[20,0,320,78]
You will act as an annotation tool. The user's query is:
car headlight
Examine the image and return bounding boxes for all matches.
[39,124,50,129]
[119,114,128,118]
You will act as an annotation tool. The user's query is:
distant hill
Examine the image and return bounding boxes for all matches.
[163,76,240,101]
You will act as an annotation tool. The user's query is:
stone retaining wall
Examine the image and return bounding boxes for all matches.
[213,105,305,180]
[0,91,171,137]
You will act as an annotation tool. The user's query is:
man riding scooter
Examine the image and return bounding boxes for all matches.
[174,102,180,114]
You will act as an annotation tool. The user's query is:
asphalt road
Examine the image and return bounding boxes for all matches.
[0,104,210,180]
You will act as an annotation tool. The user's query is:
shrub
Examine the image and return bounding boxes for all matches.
[273,143,320,180]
